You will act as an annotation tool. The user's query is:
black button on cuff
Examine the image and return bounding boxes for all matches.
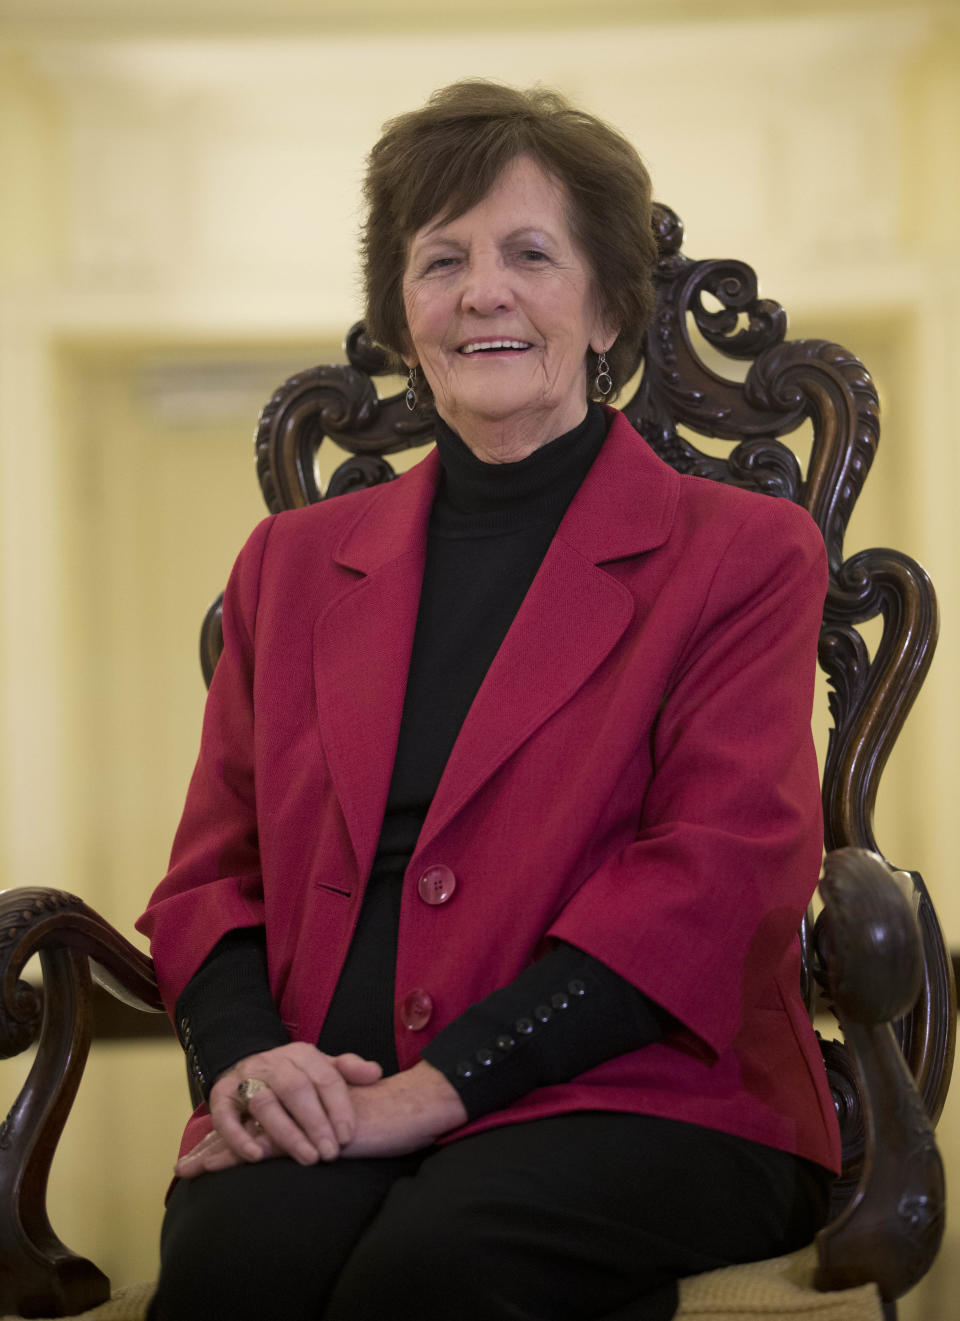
[495,1034,516,1051]
[567,979,587,996]
[515,1017,534,1035]
[551,992,569,1010]
[186,1044,207,1089]
[476,1048,495,1067]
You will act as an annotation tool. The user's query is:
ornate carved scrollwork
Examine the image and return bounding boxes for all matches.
[894,874,957,1128]
[820,550,937,855]
[750,338,879,571]
[812,850,948,1300]
[0,888,162,1316]
[815,1016,946,1300]
[0,893,71,1060]
[624,203,801,497]
[817,541,950,1136]
[327,454,398,500]
[625,209,880,538]
[253,346,434,515]
[817,1033,866,1213]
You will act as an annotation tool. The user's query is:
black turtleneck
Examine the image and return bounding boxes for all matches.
[176,405,670,1116]
[372,402,608,878]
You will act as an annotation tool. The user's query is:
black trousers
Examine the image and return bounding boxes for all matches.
[152,1112,831,1321]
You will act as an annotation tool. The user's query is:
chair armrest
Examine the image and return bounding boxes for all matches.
[0,886,161,1317]
[813,848,946,1302]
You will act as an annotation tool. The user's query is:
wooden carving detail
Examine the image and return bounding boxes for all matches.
[813,850,947,1301]
[253,329,434,516]
[817,1034,866,1214]
[0,888,162,1317]
[894,876,957,1128]
[820,550,937,856]
[624,204,800,497]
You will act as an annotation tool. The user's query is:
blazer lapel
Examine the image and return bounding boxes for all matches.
[418,412,680,852]
[312,452,440,885]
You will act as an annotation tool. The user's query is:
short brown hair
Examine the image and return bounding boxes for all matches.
[361,80,657,403]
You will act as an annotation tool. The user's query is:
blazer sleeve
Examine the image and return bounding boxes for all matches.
[135,515,277,1015]
[546,495,828,1061]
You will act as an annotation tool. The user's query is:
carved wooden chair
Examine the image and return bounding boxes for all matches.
[0,203,954,1321]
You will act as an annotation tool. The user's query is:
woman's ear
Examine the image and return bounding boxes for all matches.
[591,327,619,356]
[400,329,419,371]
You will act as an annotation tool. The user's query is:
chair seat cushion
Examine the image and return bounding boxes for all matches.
[677,1245,883,1318]
[1,1248,883,1321]
[1,1282,155,1321]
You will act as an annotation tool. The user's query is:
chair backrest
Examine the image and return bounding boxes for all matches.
[199,201,955,1215]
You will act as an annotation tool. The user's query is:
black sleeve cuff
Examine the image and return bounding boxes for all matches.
[420,943,673,1121]
[174,928,289,1102]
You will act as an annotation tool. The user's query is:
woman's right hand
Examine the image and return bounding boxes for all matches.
[176,1046,382,1178]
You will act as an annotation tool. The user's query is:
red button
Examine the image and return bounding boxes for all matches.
[418,865,456,906]
[400,988,433,1031]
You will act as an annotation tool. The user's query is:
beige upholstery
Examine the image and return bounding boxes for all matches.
[0,1246,883,1321]
[677,1246,882,1318]
[0,1282,154,1321]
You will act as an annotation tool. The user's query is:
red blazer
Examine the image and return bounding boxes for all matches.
[137,409,841,1173]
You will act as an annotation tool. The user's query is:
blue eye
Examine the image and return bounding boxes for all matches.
[426,256,458,272]
[521,249,548,262]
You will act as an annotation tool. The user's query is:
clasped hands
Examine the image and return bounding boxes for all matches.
[174,1044,468,1179]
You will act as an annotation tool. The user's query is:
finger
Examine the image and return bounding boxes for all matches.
[333,1053,384,1084]
[297,1053,378,1147]
[209,1082,271,1163]
[175,1129,239,1176]
[243,1083,329,1164]
[312,1080,355,1148]
[250,1053,357,1154]
[213,1057,336,1163]
[304,1054,381,1146]
[174,1133,236,1178]
[174,1129,223,1170]
[175,1126,275,1178]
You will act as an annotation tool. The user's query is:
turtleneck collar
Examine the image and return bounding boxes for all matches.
[432,403,609,526]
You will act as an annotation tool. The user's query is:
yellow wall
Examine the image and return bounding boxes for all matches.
[1,2,957,1310]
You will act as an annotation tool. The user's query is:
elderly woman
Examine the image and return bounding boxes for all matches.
[138,81,839,1321]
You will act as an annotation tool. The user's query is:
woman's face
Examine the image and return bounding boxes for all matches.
[401,155,614,455]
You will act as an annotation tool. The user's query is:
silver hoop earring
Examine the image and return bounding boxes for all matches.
[595,351,613,397]
[405,366,419,412]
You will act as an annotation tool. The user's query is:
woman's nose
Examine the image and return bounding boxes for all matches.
[459,256,514,314]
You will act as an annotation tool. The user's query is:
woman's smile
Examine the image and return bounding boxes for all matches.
[402,155,615,462]
[457,339,533,355]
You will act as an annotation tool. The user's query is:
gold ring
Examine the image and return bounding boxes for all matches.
[235,1077,270,1113]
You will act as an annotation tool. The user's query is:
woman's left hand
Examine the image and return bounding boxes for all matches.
[339,1060,468,1158]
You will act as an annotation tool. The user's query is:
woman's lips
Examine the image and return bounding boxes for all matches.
[458,339,533,354]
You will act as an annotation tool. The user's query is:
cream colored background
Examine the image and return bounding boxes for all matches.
[0,0,957,1313]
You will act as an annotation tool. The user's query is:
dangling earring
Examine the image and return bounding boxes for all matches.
[595,351,613,397]
[405,366,419,412]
